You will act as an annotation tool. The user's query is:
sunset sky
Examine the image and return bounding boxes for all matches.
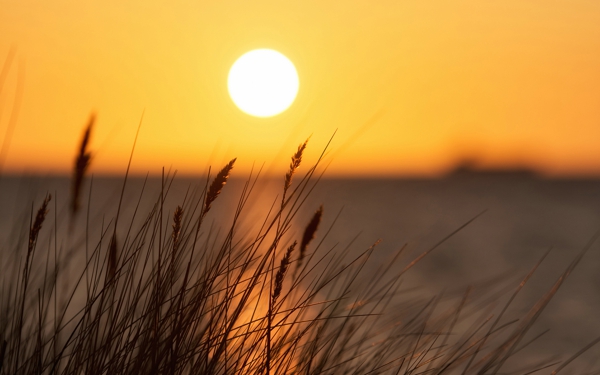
[1,0,599,177]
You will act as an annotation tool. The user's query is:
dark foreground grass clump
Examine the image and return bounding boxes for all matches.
[0,117,599,375]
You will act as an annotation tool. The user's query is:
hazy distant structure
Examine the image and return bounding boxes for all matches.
[446,159,539,179]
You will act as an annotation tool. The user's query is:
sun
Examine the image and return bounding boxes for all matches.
[228,49,299,118]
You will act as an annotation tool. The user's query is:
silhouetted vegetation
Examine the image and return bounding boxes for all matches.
[0,115,598,374]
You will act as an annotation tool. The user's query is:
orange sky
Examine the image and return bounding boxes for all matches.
[1,0,599,177]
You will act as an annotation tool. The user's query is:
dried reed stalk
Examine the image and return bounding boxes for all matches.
[172,206,183,259]
[29,194,51,254]
[295,205,323,276]
[272,241,296,306]
[16,194,51,371]
[71,114,94,215]
[282,139,308,204]
[108,233,117,282]
[0,340,6,373]
[203,158,236,216]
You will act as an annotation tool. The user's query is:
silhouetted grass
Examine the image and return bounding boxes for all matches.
[0,115,598,375]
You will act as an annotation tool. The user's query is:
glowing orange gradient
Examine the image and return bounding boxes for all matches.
[0,1,599,177]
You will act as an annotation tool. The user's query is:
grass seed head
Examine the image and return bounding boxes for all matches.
[204,158,236,215]
[71,113,94,215]
[272,241,296,306]
[296,205,323,275]
[283,139,309,195]
[29,194,51,254]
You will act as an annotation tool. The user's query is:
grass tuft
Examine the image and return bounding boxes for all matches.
[0,116,597,375]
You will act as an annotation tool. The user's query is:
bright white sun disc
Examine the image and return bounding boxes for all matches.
[228,49,299,117]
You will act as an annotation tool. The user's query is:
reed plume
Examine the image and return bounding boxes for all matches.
[15,194,52,371]
[29,194,51,254]
[282,139,308,204]
[295,205,323,277]
[24,194,50,294]
[71,114,94,215]
[203,158,236,216]
[272,241,296,306]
